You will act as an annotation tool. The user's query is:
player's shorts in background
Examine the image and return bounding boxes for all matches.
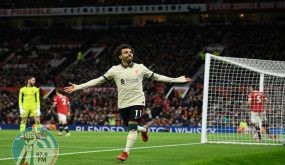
[251,111,267,124]
[58,113,67,123]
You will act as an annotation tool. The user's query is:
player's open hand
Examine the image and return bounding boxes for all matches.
[64,82,77,94]
[176,76,192,83]
[179,76,192,82]
[185,77,192,82]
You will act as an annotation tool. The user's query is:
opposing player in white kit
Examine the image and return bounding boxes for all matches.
[64,44,191,161]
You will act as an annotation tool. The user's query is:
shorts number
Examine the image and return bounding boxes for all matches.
[135,110,142,117]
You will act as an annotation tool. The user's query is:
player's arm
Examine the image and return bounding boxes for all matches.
[36,88,40,115]
[152,74,191,83]
[18,88,23,109]
[64,67,114,93]
[142,64,191,83]
[64,77,106,93]
[76,77,107,89]
[18,88,24,115]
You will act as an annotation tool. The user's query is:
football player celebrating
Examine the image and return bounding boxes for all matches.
[64,44,191,161]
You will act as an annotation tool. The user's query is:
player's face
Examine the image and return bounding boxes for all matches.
[120,48,133,64]
[28,78,36,86]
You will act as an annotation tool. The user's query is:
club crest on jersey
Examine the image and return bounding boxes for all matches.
[135,69,139,75]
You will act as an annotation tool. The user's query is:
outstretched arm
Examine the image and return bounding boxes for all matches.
[64,77,106,93]
[142,64,191,83]
[65,66,114,94]
[152,74,191,83]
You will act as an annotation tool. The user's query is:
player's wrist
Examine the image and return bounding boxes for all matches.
[174,76,186,83]
[74,84,81,90]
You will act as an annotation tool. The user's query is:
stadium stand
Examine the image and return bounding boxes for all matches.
[0,21,284,127]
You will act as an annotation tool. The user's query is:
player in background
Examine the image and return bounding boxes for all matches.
[49,89,71,136]
[237,120,249,134]
[18,76,42,138]
[248,86,271,142]
[64,44,191,161]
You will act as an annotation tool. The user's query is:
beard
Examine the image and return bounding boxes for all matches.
[125,56,133,63]
[28,82,35,86]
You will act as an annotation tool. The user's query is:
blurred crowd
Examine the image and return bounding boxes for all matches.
[0,84,203,127]
[0,22,285,127]
[1,23,284,87]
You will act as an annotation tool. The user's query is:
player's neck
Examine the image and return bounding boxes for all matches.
[121,61,133,68]
[27,84,33,87]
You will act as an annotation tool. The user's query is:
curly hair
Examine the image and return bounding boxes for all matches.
[113,44,134,58]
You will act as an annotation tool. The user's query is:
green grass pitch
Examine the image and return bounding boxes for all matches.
[0,130,284,165]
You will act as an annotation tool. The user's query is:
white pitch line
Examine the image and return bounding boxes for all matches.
[0,142,201,161]
[59,146,115,149]
[58,142,201,156]
[0,144,114,149]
